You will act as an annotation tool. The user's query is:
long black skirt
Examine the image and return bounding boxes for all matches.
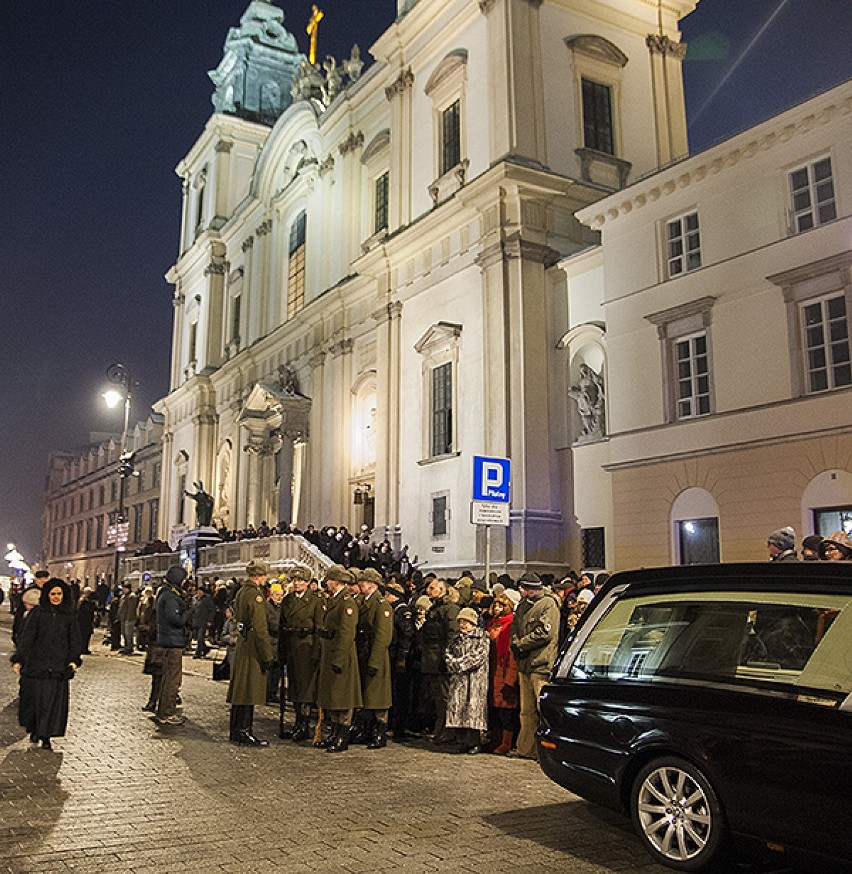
[19,676,70,740]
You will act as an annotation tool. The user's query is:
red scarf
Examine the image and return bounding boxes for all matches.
[487,613,514,665]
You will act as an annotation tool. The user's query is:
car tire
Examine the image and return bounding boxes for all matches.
[630,756,727,872]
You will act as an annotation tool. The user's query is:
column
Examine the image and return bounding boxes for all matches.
[481,0,546,167]
[384,69,414,229]
[646,34,689,167]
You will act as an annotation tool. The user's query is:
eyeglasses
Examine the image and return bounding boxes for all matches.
[824,545,841,554]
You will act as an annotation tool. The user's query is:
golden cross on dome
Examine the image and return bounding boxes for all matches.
[306,5,324,66]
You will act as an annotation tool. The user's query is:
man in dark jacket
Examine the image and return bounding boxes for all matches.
[155,567,191,725]
[385,580,415,741]
[419,578,459,742]
[190,584,216,659]
[767,527,799,562]
[227,561,274,746]
[116,583,138,655]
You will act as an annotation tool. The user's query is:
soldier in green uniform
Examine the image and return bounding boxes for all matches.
[278,564,322,741]
[316,564,361,752]
[355,568,394,749]
[226,561,274,747]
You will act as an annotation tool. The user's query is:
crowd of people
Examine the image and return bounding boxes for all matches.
[6,523,850,751]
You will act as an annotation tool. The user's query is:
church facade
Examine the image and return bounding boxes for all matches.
[156,0,850,577]
[156,0,700,577]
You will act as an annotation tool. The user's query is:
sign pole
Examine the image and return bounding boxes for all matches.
[484,524,491,591]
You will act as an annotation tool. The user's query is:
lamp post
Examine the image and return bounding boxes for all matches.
[103,363,136,585]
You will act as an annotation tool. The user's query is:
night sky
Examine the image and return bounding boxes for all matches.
[2,1,851,565]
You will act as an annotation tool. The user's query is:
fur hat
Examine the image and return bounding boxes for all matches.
[22,588,41,607]
[457,607,479,625]
[165,566,187,586]
[504,589,521,607]
[822,531,852,559]
[246,560,270,577]
[415,595,432,612]
[325,564,352,583]
[358,568,384,585]
[767,527,796,552]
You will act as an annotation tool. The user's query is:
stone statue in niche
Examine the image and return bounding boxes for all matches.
[217,442,232,522]
[569,364,606,440]
[277,364,300,396]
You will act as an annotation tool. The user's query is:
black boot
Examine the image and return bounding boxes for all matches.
[291,711,310,742]
[326,722,349,753]
[237,705,269,747]
[349,713,373,745]
[229,706,242,743]
[367,720,388,749]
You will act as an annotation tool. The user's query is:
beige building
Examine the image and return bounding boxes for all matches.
[156,0,699,577]
[43,416,164,585]
[565,79,852,568]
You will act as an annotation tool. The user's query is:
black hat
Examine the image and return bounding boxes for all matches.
[165,566,187,585]
[518,571,542,590]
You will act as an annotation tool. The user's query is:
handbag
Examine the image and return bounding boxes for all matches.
[212,652,230,681]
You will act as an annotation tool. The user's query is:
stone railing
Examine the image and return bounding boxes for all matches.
[121,533,332,586]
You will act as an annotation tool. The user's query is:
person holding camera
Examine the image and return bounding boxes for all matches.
[227,561,275,746]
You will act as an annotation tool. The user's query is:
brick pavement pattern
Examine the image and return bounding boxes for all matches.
[0,616,684,874]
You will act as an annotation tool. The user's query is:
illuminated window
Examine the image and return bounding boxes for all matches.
[287,211,307,318]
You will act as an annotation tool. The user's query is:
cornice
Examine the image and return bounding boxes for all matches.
[580,88,852,231]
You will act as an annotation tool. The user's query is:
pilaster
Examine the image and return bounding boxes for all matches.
[646,34,690,166]
[385,69,414,228]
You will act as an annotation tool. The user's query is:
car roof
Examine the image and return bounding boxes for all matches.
[599,562,852,600]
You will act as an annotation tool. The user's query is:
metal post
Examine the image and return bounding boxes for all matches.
[484,524,491,590]
[106,363,133,585]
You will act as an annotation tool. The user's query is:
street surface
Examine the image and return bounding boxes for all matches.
[0,615,794,874]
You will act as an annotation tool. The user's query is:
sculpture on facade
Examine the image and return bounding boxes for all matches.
[569,364,606,440]
[277,364,300,396]
[185,481,215,528]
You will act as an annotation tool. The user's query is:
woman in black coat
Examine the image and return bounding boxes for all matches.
[10,579,82,749]
[77,588,97,655]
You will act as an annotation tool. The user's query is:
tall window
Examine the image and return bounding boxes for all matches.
[374,172,389,234]
[441,100,461,175]
[674,331,711,418]
[149,499,159,541]
[666,211,701,277]
[287,211,307,318]
[231,295,241,344]
[188,322,198,363]
[431,362,453,457]
[582,78,614,155]
[800,293,851,393]
[789,157,836,234]
[133,505,143,543]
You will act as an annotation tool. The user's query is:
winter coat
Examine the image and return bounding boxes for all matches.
[191,592,216,630]
[444,627,489,731]
[279,590,322,704]
[419,599,460,675]
[227,580,274,706]
[317,588,362,711]
[77,597,97,639]
[156,583,190,649]
[358,591,393,710]
[486,613,519,709]
[116,591,138,623]
[511,591,561,675]
[389,600,415,669]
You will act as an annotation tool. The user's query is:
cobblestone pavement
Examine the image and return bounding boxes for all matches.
[0,615,793,874]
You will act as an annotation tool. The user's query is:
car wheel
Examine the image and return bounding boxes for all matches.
[630,756,727,872]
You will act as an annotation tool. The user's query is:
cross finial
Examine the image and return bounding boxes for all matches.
[306,5,324,66]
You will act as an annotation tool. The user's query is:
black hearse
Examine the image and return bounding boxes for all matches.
[536,562,852,871]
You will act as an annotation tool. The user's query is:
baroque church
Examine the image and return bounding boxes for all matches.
[154,0,852,576]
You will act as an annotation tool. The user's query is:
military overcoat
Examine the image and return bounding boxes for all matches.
[317,589,362,711]
[279,589,322,704]
[226,580,274,705]
[358,592,393,710]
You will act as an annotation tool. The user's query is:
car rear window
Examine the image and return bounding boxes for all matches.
[565,590,852,697]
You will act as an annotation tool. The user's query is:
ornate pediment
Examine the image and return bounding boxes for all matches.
[239,365,312,436]
[415,321,462,355]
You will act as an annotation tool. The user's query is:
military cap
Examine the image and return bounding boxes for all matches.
[246,560,270,577]
[325,564,351,583]
[358,567,383,585]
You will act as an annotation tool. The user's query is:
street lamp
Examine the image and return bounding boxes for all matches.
[102,363,137,584]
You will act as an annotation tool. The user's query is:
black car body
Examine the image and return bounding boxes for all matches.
[536,562,852,872]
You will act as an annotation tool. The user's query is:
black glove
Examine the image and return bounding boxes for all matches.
[261,659,275,673]
[366,665,378,678]
[394,659,407,672]
[510,643,521,658]
[332,664,342,674]
[501,683,516,700]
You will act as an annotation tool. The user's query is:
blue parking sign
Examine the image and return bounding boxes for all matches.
[472,455,511,503]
